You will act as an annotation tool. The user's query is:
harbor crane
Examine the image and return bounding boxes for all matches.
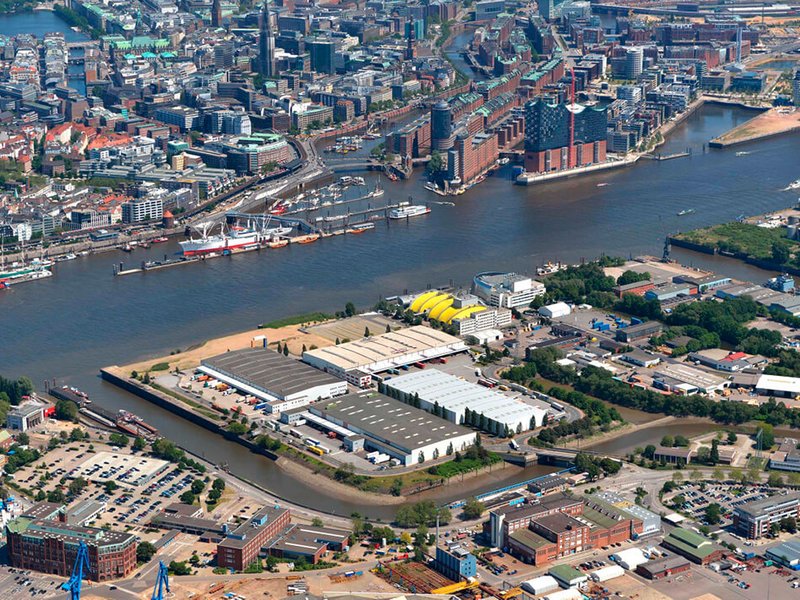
[151,560,170,600]
[63,541,90,600]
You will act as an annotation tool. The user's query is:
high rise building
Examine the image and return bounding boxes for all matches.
[405,17,417,60]
[258,0,276,78]
[624,47,644,80]
[309,39,336,75]
[430,100,454,151]
[540,0,555,21]
[211,0,223,28]
[523,98,607,174]
[793,69,800,107]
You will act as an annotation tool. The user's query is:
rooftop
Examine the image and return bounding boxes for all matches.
[303,325,466,372]
[310,390,474,454]
[734,492,800,517]
[202,348,344,399]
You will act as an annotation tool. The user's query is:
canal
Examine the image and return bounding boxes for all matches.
[3,12,800,517]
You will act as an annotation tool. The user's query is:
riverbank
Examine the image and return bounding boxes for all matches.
[710,106,800,147]
[669,210,800,276]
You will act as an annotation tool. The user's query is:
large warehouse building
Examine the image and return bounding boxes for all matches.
[382,369,548,434]
[302,325,468,386]
[308,390,477,466]
[200,348,348,413]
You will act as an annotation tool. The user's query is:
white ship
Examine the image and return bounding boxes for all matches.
[179,223,260,256]
[389,202,431,220]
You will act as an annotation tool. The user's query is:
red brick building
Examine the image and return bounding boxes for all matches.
[6,503,137,582]
[217,505,291,571]
[451,130,498,185]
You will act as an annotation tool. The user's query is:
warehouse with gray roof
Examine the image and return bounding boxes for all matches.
[309,390,476,466]
[200,348,347,413]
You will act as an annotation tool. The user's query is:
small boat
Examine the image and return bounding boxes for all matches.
[295,233,320,244]
[424,182,438,193]
[346,223,375,234]
[389,202,431,220]
[787,179,800,191]
[735,151,750,157]
[120,243,133,252]
[152,236,169,243]
[266,239,289,248]
[597,183,609,187]
[55,253,77,262]
[677,209,695,216]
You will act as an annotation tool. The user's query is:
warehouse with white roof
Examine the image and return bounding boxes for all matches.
[302,326,468,386]
[381,369,548,434]
[755,374,800,399]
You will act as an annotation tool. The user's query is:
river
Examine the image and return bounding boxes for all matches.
[3,13,800,517]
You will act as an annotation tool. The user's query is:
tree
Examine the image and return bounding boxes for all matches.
[705,503,722,524]
[179,490,195,504]
[168,561,192,576]
[390,478,403,496]
[137,541,157,564]
[427,150,444,174]
[212,478,226,492]
[643,444,656,459]
[727,431,737,444]
[283,344,289,356]
[616,270,651,286]
[17,432,29,446]
[364,327,371,338]
[771,242,790,265]
[104,480,119,494]
[661,435,674,447]
[768,472,784,487]
[190,479,205,495]
[55,400,78,421]
[462,498,485,520]
[69,428,85,442]
[756,424,775,450]
[710,439,720,465]
[133,436,146,451]
[47,489,65,503]
[345,302,357,317]
[109,433,128,446]
[68,477,88,497]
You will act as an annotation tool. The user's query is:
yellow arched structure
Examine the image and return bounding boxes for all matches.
[420,293,451,313]
[438,306,461,323]
[428,297,455,320]
[445,305,486,324]
[410,290,439,313]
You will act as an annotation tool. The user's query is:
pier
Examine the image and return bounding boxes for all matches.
[642,149,691,161]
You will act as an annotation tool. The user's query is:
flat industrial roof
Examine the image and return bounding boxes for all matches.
[654,363,727,389]
[384,369,546,426]
[310,391,475,454]
[202,348,344,398]
[756,374,800,395]
[302,325,466,372]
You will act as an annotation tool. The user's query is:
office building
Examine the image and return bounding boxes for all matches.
[624,47,644,80]
[199,348,348,413]
[472,272,546,309]
[430,100,454,151]
[524,99,607,174]
[121,196,163,224]
[154,105,199,131]
[540,0,555,21]
[211,0,223,28]
[733,493,800,539]
[436,545,477,581]
[258,0,276,77]
[309,39,336,75]
[6,503,137,581]
[217,505,291,571]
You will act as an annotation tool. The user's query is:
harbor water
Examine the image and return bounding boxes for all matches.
[3,12,800,516]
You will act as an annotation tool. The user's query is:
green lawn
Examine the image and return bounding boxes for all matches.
[676,222,793,261]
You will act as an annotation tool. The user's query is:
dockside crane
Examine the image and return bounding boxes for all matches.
[151,560,170,600]
[63,541,90,600]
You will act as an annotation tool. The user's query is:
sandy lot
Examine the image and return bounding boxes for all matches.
[122,323,334,374]
[713,108,800,145]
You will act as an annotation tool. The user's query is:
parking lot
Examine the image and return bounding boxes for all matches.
[662,482,779,528]
[8,440,206,537]
[0,566,67,598]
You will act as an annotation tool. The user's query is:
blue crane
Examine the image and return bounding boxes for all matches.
[151,560,170,600]
[63,541,90,600]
